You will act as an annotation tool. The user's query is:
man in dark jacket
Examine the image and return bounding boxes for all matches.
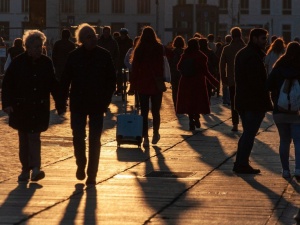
[52,29,76,81]
[97,26,119,67]
[233,28,273,174]
[61,23,116,185]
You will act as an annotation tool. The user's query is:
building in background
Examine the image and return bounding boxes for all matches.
[0,0,299,46]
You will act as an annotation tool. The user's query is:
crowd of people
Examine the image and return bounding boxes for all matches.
[1,23,300,185]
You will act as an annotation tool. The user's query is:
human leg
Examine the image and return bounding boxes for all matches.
[151,93,163,144]
[71,112,87,180]
[86,113,104,184]
[139,93,150,146]
[275,123,292,172]
[235,111,265,173]
[18,131,30,181]
[291,124,300,176]
[229,86,239,131]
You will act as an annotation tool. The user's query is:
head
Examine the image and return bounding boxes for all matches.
[230,27,242,40]
[193,32,202,39]
[75,23,97,50]
[23,29,46,60]
[185,38,199,53]
[102,26,111,39]
[267,37,285,54]
[120,28,129,39]
[249,28,268,49]
[294,37,300,43]
[225,34,232,43]
[207,34,214,42]
[198,38,209,51]
[113,32,120,39]
[172,35,186,49]
[271,35,278,43]
[284,42,300,59]
[139,26,160,44]
[13,38,23,48]
[61,29,71,39]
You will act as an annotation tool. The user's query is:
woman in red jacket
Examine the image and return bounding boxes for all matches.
[176,38,219,130]
[131,26,164,147]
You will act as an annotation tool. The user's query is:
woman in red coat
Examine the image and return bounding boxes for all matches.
[176,38,219,130]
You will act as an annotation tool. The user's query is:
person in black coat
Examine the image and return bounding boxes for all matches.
[233,28,273,174]
[61,23,116,185]
[1,30,65,182]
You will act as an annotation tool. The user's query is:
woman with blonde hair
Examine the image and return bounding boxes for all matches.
[265,37,286,75]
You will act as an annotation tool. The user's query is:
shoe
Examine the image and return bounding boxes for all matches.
[86,177,96,185]
[234,164,261,174]
[231,124,238,132]
[152,133,160,144]
[76,166,86,180]
[282,170,291,178]
[31,168,45,181]
[18,171,30,182]
[143,137,149,147]
[194,119,201,128]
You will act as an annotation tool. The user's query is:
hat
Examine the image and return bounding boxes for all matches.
[120,28,128,35]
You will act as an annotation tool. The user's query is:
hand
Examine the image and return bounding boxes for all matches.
[3,106,13,115]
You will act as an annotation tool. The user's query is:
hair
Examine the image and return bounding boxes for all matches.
[271,35,278,43]
[131,26,161,62]
[102,26,111,33]
[23,30,46,50]
[225,34,232,43]
[207,34,214,41]
[172,35,186,49]
[198,38,209,52]
[133,36,140,48]
[184,38,199,54]
[120,28,128,35]
[61,29,71,39]
[249,28,268,43]
[193,32,202,38]
[75,23,96,45]
[230,27,242,39]
[266,37,286,55]
[274,42,300,69]
[13,38,23,48]
[113,32,120,38]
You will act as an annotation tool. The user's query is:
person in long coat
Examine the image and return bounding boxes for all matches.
[176,38,219,130]
[1,30,65,182]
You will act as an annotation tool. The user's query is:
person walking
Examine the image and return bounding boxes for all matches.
[130,26,164,147]
[219,27,246,131]
[4,38,25,72]
[233,28,273,174]
[169,35,186,109]
[264,37,286,75]
[176,38,219,131]
[1,30,65,182]
[267,41,300,178]
[52,29,76,82]
[97,26,119,68]
[115,28,133,96]
[61,23,116,185]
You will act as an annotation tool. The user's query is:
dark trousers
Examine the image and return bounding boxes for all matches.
[18,131,41,172]
[71,112,103,178]
[229,86,239,125]
[235,111,265,166]
[139,93,163,137]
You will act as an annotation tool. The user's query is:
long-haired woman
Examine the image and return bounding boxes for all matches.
[265,37,286,75]
[130,26,164,147]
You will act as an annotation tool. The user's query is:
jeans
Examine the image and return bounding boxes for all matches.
[235,111,265,166]
[229,86,239,125]
[18,131,41,172]
[71,112,103,178]
[275,123,300,171]
[139,93,163,137]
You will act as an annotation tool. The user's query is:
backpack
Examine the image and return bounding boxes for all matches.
[180,58,196,77]
[277,78,300,113]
